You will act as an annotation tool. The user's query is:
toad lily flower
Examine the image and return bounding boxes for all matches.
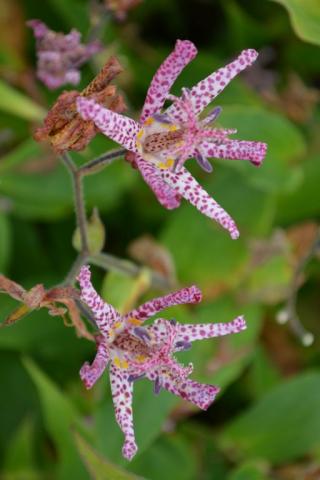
[77,265,246,460]
[77,41,267,239]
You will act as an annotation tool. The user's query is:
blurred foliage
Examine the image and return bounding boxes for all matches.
[0,0,319,479]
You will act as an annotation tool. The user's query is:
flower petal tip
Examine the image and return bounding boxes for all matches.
[241,48,259,65]
[235,315,247,332]
[77,264,91,283]
[123,440,138,461]
[79,362,95,389]
[250,142,268,167]
[189,285,202,303]
[175,39,198,58]
[230,227,240,240]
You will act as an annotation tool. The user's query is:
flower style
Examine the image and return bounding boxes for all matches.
[27,19,101,89]
[76,40,267,239]
[77,265,246,460]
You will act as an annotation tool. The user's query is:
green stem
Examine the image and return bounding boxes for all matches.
[90,253,173,290]
[61,153,89,254]
[79,148,126,176]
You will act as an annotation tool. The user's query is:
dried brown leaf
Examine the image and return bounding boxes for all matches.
[33,56,126,154]
[0,274,93,340]
[22,284,46,309]
[2,304,31,327]
[0,274,26,301]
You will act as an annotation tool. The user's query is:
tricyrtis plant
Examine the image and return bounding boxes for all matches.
[77,40,267,238]
[1,19,268,463]
[77,265,246,460]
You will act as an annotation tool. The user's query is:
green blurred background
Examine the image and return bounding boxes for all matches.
[0,0,320,478]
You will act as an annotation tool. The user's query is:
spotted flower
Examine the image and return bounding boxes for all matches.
[76,40,267,239]
[27,19,101,89]
[77,265,246,460]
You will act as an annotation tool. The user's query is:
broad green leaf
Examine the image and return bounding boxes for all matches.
[220,106,306,193]
[0,139,42,175]
[0,352,38,455]
[0,159,135,220]
[161,164,276,289]
[227,460,269,480]
[47,0,90,31]
[272,0,320,45]
[0,212,11,272]
[3,418,38,474]
[130,434,197,480]
[247,347,281,400]
[276,153,320,224]
[0,296,91,380]
[74,431,145,480]
[23,357,88,480]
[221,371,320,464]
[0,80,45,121]
[242,253,293,304]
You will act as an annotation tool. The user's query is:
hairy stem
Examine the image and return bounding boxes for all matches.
[61,153,89,254]
[62,253,88,286]
[90,252,174,290]
[79,148,126,176]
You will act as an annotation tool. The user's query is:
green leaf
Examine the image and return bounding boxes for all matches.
[3,418,37,474]
[220,106,306,193]
[22,357,88,480]
[272,0,320,45]
[227,460,269,480]
[0,80,46,121]
[0,139,42,175]
[247,347,282,400]
[0,212,11,272]
[242,253,293,305]
[161,164,276,289]
[74,431,146,480]
[221,371,320,464]
[47,0,90,31]
[130,434,197,480]
[276,153,320,224]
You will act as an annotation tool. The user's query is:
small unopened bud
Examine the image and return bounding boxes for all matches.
[302,332,314,347]
[276,309,290,325]
[72,208,105,254]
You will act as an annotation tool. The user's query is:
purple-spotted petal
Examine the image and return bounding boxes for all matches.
[140,39,197,123]
[79,341,109,389]
[109,364,138,461]
[179,380,220,410]
[175,315,246,345]
[201,139,267,166]
[149,370,219,410]
[77,266,121,338]
[76,97,140,153]
[161,167,240,239]
[168,49,258,119]
[135,155,182,209]
[124,285,202,325]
